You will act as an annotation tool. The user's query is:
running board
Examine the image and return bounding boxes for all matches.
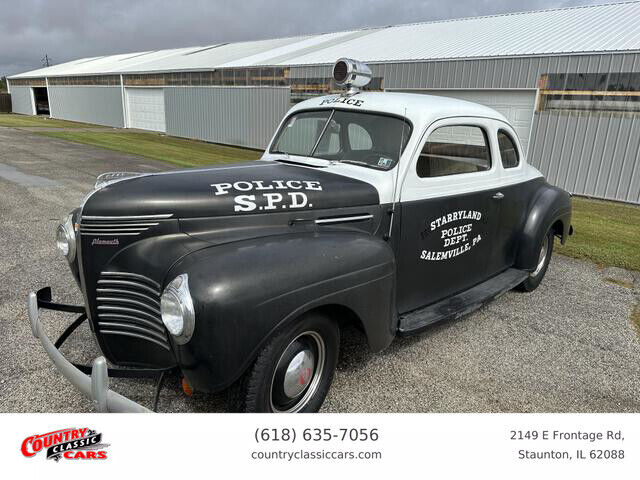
[398,268,529,335]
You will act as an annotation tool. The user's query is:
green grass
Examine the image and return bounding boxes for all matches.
[0,113,92,128]
[37,131,262,167]
[556,196,640,272]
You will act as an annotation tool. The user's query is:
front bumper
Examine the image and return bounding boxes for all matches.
[28,289,152,413]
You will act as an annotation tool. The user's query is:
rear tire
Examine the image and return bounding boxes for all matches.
[516,228,554,292]
[228,312,340,413]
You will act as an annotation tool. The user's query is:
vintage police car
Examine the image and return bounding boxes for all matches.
[28,59,572,413]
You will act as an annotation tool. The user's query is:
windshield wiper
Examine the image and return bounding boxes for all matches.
[274,157,326,168]
[309,110,335,158]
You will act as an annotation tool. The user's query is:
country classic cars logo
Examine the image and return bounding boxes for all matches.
[21,427,109,461]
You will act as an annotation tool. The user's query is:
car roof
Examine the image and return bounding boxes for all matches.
[289,91,509,127]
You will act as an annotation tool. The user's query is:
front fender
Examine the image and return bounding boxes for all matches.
[515,183,572,271]
[167,232,396,392]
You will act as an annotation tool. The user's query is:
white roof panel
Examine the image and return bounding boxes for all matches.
[10,2,640,79]
[218,29,376,68]
[13,47,199,78]
[123,35,314,73]
[278,2,640,65]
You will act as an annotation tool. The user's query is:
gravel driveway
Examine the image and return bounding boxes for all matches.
[0,126,638,413]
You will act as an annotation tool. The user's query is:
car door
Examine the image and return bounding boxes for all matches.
[396,118,504,314]
[484,123,529,277]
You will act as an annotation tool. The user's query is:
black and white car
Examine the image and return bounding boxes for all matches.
[28,59,572,413]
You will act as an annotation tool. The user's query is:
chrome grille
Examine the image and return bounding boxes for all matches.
[79,213,172,236]
[95,271,170,351]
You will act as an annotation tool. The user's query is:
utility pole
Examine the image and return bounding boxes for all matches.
[42,54,51,67]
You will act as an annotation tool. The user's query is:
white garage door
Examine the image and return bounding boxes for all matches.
[397,89,536,155]
[126,88,166,132]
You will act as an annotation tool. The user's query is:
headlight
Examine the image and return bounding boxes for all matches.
[56,214,76,261]
[160,274,195,344]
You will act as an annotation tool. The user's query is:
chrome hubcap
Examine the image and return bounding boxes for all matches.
[270,331,325,413]
[531,236,549,277]
[283,349,315,398]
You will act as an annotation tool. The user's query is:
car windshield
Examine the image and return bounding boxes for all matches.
[270,109,412,170]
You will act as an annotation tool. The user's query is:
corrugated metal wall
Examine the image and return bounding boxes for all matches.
[164,86,290,149]
[290,52,640,203]
[524,55,640,204]
[48,86,124,127]
[8,86,33,115]
[362,53,640,90]
[529,110,640,203]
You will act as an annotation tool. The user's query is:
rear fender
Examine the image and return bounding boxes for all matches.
[515,183,572,271]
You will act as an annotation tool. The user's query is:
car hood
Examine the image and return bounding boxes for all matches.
[81,160,381,219]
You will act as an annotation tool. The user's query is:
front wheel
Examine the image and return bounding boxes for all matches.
[516,228,554,292]
[228,312,340,413]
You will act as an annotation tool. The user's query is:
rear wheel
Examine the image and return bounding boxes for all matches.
[228,312,339,413]
[516,228,554,292]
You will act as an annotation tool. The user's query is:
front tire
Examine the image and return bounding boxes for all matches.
[229,312,340,413]
[516,228,554,292]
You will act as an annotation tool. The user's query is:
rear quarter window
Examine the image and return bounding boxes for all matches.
[497,130,520,169]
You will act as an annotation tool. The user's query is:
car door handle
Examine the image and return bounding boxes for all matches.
[492,192,504,200]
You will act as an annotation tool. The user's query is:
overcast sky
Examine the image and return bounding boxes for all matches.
[1,0,605,77]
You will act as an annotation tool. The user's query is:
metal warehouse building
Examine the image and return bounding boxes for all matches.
[7,2,640,204]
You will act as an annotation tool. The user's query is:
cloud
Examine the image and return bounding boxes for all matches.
[1,0,601,77]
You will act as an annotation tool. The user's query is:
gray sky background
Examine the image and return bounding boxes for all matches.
[1,0,605,77]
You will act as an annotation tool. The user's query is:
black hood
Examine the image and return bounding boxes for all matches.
[82,161,380,218]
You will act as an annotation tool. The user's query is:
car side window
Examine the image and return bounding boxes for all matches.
[497,130,519,169]
[417,125,491,178]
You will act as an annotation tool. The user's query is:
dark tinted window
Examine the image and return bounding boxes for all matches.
[417,125,491,178]
[539,72,640,112]
[498,131,519,169]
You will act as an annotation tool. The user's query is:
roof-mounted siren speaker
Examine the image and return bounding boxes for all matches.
[333,58,372,93]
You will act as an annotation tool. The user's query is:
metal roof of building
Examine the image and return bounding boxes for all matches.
[10,2,640,79]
